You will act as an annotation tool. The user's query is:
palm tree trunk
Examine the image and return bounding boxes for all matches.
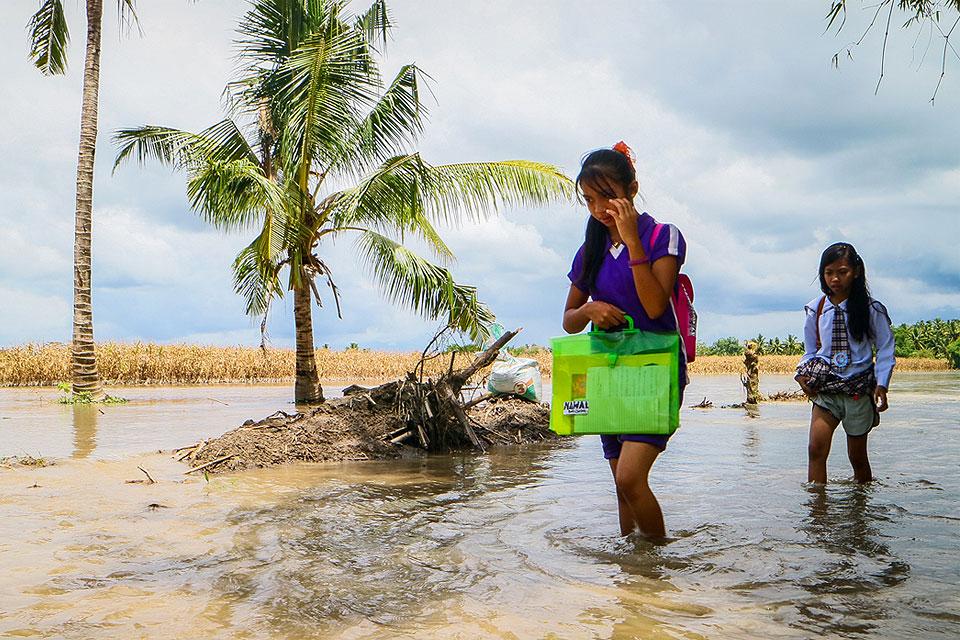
[294,280,324,404]
[71,0,104,399]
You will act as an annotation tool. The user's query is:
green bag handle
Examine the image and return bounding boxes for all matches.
[589,314,635,336]
[589,315,635,366]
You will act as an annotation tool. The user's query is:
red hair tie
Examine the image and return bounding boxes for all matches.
[612,140,635,169]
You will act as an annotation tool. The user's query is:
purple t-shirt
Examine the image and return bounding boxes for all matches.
[569,212,689,449]
[567,212,687,333]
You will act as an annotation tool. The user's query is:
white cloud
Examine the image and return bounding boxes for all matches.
[443,218,566,285]
[699,310,807,344]
[0,286,71,344]
[1,0,957,350]
[0,228,70,282]
[93,206,246,287]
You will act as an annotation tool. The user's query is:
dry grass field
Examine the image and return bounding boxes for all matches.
[687,355,948,374]
[0,343,485,386]
[0,342,949,386]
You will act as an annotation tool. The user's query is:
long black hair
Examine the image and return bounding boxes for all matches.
[574,147,637,290]
[819,242,873,342]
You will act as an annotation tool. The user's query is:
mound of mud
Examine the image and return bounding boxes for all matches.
[179,329,558,474]
[183,395,553,474]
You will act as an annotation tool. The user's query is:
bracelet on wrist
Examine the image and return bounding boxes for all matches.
[628,258,649,267]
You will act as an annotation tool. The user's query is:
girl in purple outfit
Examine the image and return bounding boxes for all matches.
[563,142,687,539]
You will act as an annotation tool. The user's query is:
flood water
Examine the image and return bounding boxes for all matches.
[1,374,958,639]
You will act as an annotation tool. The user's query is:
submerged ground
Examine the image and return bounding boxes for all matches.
[0,373,957,639]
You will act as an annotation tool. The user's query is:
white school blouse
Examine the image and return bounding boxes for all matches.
[798,296,896,390]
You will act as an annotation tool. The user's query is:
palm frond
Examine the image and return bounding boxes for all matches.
[328,63,427,178]
[233,238,284,317]
[186,158,287,231]
[327,159,452,262]
[355,0,391,51]
[423,159,574,225]
[113,126,203,171]
[235,0,302,68]
[333,154,573,236]
[27,0,69,76]
[201,118,263,166]
[356,231,493,340]
[233,0,355,101]
[113,119,259,172]
[403,210,454,263]
[274,26,383,177]
[117,0,142,36]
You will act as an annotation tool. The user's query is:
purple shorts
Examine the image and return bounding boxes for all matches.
[600,433,670,459]
[599,387,684,460]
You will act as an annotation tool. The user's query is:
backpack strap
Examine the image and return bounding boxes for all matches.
[814,295,826,350]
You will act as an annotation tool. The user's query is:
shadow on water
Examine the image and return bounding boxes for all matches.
[71,405,98,459]
[209,443,574,636]
[789,484,911,637]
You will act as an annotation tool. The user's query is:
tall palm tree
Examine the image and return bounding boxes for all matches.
[27,0,139,400]
[114,0,572,403]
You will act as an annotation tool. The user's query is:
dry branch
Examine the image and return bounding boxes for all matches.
[184,455,234,474]
[462,392,494,410]
[449,328,521,390]
[137,466,156,484]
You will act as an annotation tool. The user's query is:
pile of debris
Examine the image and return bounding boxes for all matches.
[179,329,556,474]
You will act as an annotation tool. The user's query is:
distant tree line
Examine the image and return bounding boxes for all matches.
[697,336,804,357]
[891,318,960,361]
[697,318,960,363]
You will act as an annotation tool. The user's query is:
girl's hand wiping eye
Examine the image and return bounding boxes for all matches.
[607,198,641,248]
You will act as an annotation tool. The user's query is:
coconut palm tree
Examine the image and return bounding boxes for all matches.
[114,0,572,403]
[767,337,784,355]
[784,334,803,356]
[27,0,139,400]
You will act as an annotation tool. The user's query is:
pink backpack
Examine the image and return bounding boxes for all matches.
[650,223,697,363]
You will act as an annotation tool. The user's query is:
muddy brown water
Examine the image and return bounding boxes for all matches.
[1,374,958,638]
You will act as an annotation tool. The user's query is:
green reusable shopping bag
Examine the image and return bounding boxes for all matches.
[550,316,680,436]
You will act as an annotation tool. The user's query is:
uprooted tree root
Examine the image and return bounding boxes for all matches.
[179,328,557,474]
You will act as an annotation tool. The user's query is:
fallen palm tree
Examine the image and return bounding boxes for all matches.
[179,328,557,474]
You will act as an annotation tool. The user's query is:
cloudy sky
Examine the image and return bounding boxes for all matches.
[2,0,958,350]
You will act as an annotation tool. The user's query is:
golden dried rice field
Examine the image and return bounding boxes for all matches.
[0,342,948,386]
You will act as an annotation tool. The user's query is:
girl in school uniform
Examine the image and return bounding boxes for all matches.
[796,242,896,484]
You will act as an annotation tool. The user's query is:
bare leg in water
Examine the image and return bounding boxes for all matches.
[808,404,840,484]
[846,433,873,483]
[608,458,637,536]
[608,441,665,538]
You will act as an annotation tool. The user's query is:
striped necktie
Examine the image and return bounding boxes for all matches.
[831,305,851,370]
